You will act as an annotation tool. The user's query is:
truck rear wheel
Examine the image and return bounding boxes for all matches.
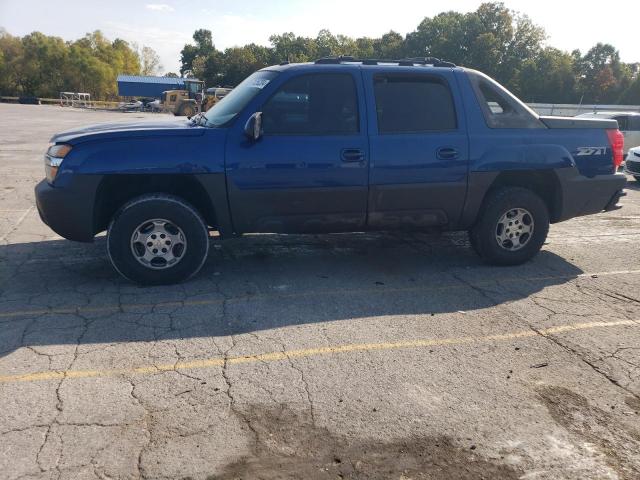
[469,187,549,266]
[107,194,209,285]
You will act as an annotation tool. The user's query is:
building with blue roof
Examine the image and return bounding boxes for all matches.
[116,75,201,98]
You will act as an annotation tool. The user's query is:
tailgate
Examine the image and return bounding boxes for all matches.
[539,116,620,177]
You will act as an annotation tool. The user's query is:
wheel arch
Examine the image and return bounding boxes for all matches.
[460,169,563,228]
[488,170,562,222]
[93,174,218,235]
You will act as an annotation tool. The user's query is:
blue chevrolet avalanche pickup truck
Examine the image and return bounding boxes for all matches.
[35,57,627,285]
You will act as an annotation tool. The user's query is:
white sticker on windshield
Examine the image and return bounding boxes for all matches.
[250,78,270,89]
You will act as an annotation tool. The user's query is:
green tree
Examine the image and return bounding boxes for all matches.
[517,48,578,103]
[576,43,632,103]
[15,32,69,97]
[269,32,315,62]
[619,76,640,104]
[374,31,405,59]
[180,28,215,75]
[0,30,24,95]
[112,38,142,75]
[405,11,475,63]
[405,3,544,88]
[61,31,135,98]
[5,3,639,103]
[221,44,273,86]
[192,49,225,85]
[353,37,376,58]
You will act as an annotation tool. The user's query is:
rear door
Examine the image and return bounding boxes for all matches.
[225,70,369,233]
[363,69,469,229]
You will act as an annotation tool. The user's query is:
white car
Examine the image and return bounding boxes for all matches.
[146,99,162,112]
[118,100,143,112]
[625,145,640,182]
[577,112,640,155]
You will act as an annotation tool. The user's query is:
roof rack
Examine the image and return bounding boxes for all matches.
[314,56,456,68]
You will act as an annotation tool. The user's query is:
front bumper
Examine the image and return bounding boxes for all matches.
[555,168,627,222]
[625,155,640,176]
[35,176,102,242]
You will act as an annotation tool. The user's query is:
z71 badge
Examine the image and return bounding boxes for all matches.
[576,147,607,156]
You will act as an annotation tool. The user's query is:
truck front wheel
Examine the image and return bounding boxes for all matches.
[107,194,209,285]
[469,187,549,266]
[179,104,196,117]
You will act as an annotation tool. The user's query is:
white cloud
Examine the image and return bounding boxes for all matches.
[146,4,174,12]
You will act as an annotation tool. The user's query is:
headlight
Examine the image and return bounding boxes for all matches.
[44,144,72,183]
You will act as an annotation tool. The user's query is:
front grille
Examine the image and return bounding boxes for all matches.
[626,159,640,174]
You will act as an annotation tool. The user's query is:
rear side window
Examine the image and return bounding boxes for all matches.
[468,71,543,129]
[261,73,359,135]
[373,75,457,133]
[629,116,640,131]
[614,116,629,131]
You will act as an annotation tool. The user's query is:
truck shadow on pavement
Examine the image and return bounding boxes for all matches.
[625,180,640,191]
[0,231,584,357]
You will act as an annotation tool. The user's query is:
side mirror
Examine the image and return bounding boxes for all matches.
[244,112,263,141]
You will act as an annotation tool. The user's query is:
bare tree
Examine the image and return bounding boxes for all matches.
[141,46,162,76]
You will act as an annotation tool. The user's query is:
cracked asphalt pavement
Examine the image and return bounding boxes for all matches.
[1,104,640,479]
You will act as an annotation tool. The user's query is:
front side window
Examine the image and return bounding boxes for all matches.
[261,73,359,135]
[373,75,457,133]
[468,71,543,129]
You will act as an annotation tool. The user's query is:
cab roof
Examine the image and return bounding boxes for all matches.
[264,56,462,73]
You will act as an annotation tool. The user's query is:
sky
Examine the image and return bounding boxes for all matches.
[1,0,639,74]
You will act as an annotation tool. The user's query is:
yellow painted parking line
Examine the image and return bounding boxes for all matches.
[0,319,636,384]
[1,269,640,320]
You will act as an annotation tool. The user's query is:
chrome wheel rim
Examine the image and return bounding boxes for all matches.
[130,219,187,270]
[495,208,534,251]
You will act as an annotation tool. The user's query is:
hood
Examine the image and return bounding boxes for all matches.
[51,119,206,144]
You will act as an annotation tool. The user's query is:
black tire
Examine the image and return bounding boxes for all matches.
[634,176,640,183]
[468,229,481,256]
[469,187,549,266]
[107,194,209,285]
[179,103,196,117]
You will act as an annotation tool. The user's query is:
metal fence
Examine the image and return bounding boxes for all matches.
[2,96,640,118]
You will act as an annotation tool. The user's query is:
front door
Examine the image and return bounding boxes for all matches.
[225,71,369,233]
[364,70,469,229]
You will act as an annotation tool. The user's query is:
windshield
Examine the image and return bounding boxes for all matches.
[204,70,279,127]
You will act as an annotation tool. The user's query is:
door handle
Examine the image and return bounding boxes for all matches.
[341,148,365,162]
[437,147,459,160]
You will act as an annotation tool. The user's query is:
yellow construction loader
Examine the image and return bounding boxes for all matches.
[162,79,231,117]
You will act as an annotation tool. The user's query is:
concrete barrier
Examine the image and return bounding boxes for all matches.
[529,103,640,116]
